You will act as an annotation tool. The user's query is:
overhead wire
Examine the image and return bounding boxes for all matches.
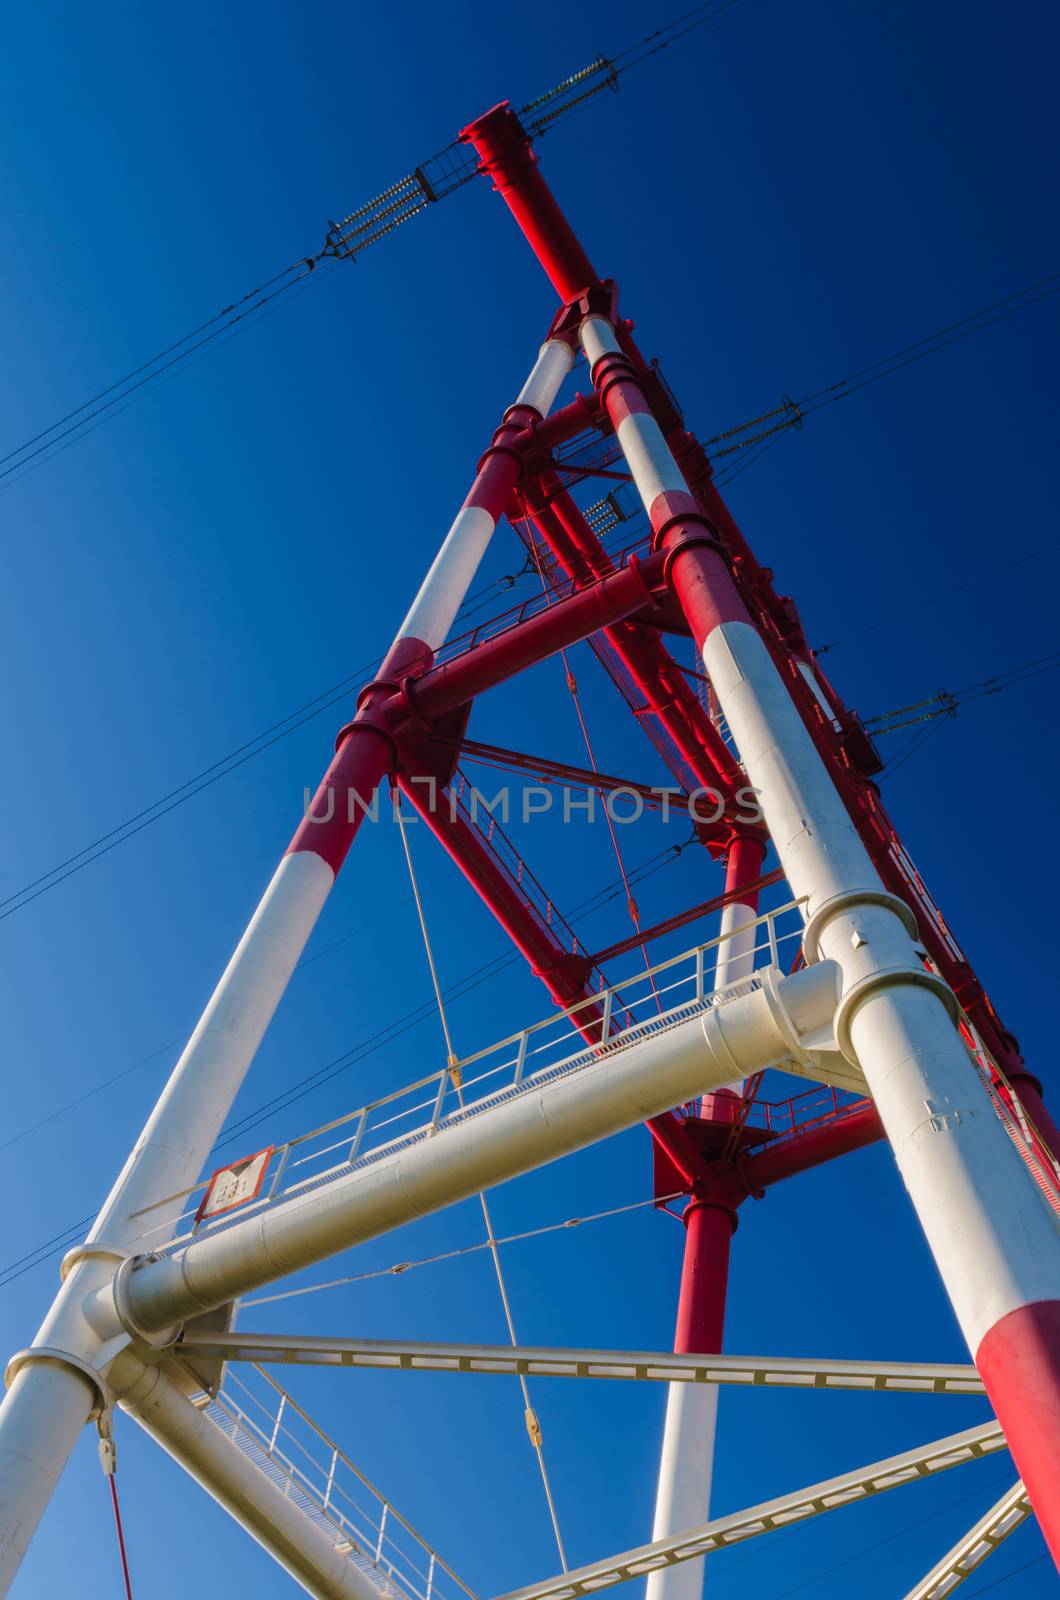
[0,556,537,926]
[864,649,1060,738]
[0,0,775,491]
[0,732,679,1166]
[0,260,345,496]
[0,260,326,494]
[705,270,1060,499]
[794,272,1060,417]
[815,534,1060,654]
[0,260,314,475]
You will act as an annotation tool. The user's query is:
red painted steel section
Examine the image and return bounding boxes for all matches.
[288,557,666,876]
[531,393,604,450]
[975,1299,1060,1567]
[725,834,767,903]
[743,1101,882,1191]
[395,773,601,1033]
[1007,1072,1060,1161]
[521,470,747,809]
[460,104,600,302]
[466,98,1035,1094]
[413,553,664,719]
[286,638,409,874]
[674,1200,734,1355]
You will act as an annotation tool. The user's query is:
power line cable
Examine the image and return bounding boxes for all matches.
[794,273,1060,415]
[0,0,773,489]
[864,649,1060,737]
[0,262,324,493]
[0,555,537,925]
[962,1554,1047,1596]
[0,261,313,475]
[706,272,1060,502]
[817,533,1060,654]
[0,261,344,495]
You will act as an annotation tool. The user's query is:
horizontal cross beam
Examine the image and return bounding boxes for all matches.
[177,1333,985,1396]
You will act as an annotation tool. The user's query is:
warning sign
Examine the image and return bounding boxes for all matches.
[196,1147,274,1222]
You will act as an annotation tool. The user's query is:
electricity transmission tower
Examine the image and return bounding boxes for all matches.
[1,90,1058,1600]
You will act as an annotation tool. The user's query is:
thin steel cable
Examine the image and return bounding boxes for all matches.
[393,789,459,1069]
[239,1193,682,1307]
[394,794,569,1571]
[794,272,1060,410]
[107,1476,135,1600]
[961,1555,1048,1597]
[0,261,343,497]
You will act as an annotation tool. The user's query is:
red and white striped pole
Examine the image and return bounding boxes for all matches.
[646,1199,735,1600]
[578,311,1060,1569]
[0,337,573,1598]
[648,834,763,1600]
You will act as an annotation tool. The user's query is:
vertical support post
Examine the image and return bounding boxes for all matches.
[269,1394,287,1454]
[714,835,767,992]
[646,1199,735,1600]
[704,835,767,1115]
[349,1108,369,1164]
[513,1030,529,1085]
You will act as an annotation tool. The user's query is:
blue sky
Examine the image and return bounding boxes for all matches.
[2,1,1058,1595]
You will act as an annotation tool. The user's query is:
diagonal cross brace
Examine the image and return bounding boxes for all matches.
[902,1479,1033,1600]
[489,1421,1007,1600]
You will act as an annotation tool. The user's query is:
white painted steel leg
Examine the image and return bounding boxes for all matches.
[0,339,575,1597]
[703,618,1060,1357]
[0,1362,100,1584]
[0,851,332,1597]
[398,339,573,650]
[579,310,1060,1559]
[646,1385,718,1600]
[714,900,757,992]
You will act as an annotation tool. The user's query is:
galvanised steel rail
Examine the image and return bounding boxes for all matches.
[202,1364,476,1600]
